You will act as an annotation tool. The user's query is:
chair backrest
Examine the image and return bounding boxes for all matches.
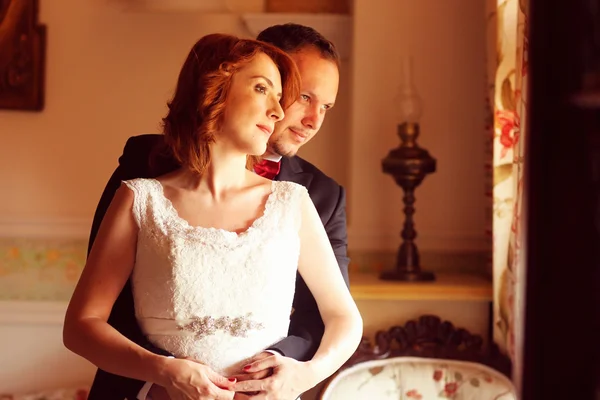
[317,315,516,400]
[319,356,517,400]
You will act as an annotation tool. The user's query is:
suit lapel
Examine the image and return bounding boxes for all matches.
[276,157,313,188]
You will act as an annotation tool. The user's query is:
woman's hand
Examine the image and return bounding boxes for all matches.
[159,357,236,400]
[230,352,316,400]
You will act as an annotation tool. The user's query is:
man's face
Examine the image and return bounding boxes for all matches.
[267,47,340,157]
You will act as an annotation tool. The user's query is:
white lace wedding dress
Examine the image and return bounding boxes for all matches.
[122,178,304,376]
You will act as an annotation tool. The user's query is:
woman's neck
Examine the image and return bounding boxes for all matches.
[180,143,250,201]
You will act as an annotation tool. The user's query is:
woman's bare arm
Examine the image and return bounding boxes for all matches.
[63,184,173,384]
[296,190,363,384]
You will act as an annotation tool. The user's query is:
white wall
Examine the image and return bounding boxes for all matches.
[348,0,488,252]
[1,0,487,253]
[0,301,96,393]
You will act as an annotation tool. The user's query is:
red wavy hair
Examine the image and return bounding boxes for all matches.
[161,33,301,175]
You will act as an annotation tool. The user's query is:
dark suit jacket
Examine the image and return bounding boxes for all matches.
[86,134,350,400]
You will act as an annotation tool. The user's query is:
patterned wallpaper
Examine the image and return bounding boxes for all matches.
[0,235,487,302]
[0,238,86,301]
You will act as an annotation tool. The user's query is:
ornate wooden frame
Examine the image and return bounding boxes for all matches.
[0,0,46,111]
[318,315,512,398]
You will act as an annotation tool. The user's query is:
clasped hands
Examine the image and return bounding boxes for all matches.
[151,351,312,400]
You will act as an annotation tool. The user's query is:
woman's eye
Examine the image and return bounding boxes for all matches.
[256,84,267,94]
[300,94,310,101]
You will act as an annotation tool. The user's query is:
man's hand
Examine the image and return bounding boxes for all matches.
[159,357,236,400]
[230,352,316,400]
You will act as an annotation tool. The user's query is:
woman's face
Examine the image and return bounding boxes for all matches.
[218,52,285,156]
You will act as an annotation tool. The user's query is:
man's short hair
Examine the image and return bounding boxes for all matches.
[257,23,340,66]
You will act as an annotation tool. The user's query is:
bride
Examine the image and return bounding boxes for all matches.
[63,33,362,400]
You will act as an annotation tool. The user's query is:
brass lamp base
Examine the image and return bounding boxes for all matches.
[380,122,437,282]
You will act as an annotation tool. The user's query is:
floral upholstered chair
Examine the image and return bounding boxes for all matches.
[318,315,517,400]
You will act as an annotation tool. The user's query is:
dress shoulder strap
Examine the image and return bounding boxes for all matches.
[271,181,309,232]
[121,178,158,228]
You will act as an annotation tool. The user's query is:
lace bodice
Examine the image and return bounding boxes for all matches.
[122,178,305,375]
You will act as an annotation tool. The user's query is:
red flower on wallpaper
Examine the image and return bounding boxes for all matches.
[496,109,521,159]
[433,369,443,381]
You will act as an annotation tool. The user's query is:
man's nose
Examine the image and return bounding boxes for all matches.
[302,104,322,130]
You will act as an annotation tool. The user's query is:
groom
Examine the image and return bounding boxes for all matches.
[86,24,348,400]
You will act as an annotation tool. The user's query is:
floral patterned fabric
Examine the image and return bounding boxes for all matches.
[320,357,516,400]
[0,387,88,400]
[488,0,529,388]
